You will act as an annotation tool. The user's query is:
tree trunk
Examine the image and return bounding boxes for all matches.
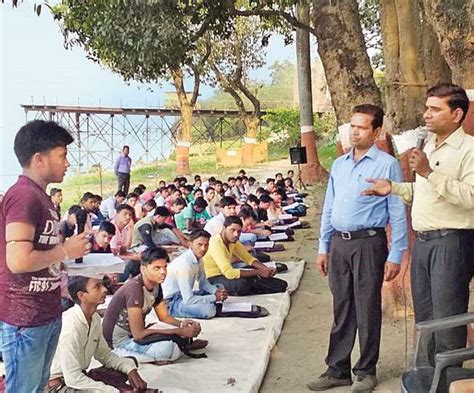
[419,0,452,86]
[311,0,382,125]
[380,0,426,133]
[171,68,192,175]
[242,116,260,166]
[296,3,327,184]
[423,0,474,87]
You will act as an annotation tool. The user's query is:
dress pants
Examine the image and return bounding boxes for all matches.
[411,230,471,366]
[326,232,388,378]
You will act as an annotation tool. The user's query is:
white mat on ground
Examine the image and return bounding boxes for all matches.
[133,260,305,393]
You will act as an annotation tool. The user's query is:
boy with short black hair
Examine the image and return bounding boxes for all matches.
[50,187,63,215]
[163,230,228,319]
[103,247,204,362]
[48,276,147,392]
[0,120,90,392]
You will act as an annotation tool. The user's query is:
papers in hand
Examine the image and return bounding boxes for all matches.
[269,232,289,241]
[65,253,125,276]
[254,241,275,249]
[271,220,301,231]
[263,261,277,270]
[221,302,253,313]
[278,213,293,220]
[282,202,300,211]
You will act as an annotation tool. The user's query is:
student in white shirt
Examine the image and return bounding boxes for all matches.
[203,196,237,236]
[163,230,228,319]
[48,276,147,392]
[100,191,126,220]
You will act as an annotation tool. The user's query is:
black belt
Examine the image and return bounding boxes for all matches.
[334,228,385,241]
[415,229,460,242]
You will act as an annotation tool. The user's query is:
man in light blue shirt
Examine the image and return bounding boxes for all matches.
[114,145,132,195]
[163,230,228,319]
[307,104,408,393]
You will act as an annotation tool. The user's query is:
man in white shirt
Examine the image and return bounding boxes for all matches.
[163,230,228,319]
[48,275,147,392]
[203,196,238,236]
[99,191,126,220]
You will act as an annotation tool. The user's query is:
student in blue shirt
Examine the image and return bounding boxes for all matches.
[306,104,408,393]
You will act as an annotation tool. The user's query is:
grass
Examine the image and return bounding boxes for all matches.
[55,142,337,212]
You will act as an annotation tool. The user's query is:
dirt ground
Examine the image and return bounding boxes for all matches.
[258,181,414,393]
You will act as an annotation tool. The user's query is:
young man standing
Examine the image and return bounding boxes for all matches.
[363,84,473,367]
[0,120,90,392]
[114,145,132,195]
[163,230,228,319]
[102,247,203,362]
[307,105,408,392]
[48,276,147,392]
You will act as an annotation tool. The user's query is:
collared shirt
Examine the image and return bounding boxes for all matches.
[203,234,257,279]
[319,144,408,263]
[50,304,135,392]
[392,127,474,231]
[100,196,118,219]
[203,212,225,236]
[114,154,132,174]
[162,249,218,304]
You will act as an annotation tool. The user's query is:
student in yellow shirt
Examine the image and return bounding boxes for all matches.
[203,216,287,296]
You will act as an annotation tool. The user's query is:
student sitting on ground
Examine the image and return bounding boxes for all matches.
[203,216,287,296]
[163,230,228,319]
[238,206,272,245]
[102,247,204,363]
[144,199,158,216]
[203,196,237,236]
[48,276,147,392]
[91,194,107,226]
[154,186,169,207]
[132,206,187,250]
[175,197,210,232]
[205,187,219,217]
[110,205,135,254]
[58,204,82,238]
[100,191,126,220]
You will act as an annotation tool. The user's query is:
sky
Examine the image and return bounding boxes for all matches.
[0,2,296,191]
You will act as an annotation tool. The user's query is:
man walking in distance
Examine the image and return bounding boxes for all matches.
[114,145,132,195]
[0,120,91,392]
[306,104,408,392]
[363,84,473,366]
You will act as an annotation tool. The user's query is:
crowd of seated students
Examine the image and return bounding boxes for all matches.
[48,168,306,391]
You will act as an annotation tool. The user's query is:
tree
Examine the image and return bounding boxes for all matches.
[296,3,327,183]
[423,0,473,88]
[53,1,229,174]
[206,16,267,165]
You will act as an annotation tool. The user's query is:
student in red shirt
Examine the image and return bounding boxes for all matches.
[0,120,90,392]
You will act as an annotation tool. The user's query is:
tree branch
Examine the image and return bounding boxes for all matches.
[225,0,317,36]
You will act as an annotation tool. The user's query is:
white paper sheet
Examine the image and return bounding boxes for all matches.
[278,213,293,220]
[282,202,299,211]
[221,302,253,313]
[65,253,125,276]
[269,232,288,241]
[254,241,275,249]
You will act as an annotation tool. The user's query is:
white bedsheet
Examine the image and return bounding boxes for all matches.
[135,260,305,393]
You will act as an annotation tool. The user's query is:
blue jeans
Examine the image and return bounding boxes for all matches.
[239,233,257,245]
[0,318,61,393]
[167,291,216,319]
[115,337,181,362]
